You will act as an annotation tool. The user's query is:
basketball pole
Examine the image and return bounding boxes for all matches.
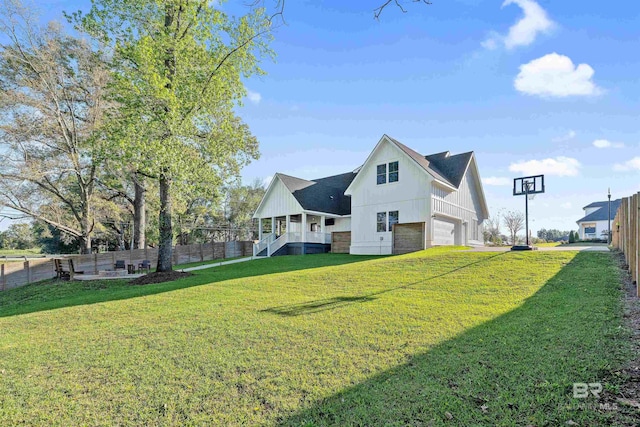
[525,184,530,246]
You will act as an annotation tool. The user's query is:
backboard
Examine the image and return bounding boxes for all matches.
[513,175,545,196]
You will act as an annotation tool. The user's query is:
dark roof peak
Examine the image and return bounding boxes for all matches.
[384,135,474,189]
[275,171,356,215]
[577,199,622,223]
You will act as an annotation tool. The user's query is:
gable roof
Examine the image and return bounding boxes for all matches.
[344,134,489,218]
[384,136,474,189]
[577,199,622,223]
[277,171,357,216]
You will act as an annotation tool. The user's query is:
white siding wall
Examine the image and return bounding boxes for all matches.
[578,220,608,240]
[349,140,431,255]
[431,162,485,246]
[254,178,303,218]
[326,217,351,233]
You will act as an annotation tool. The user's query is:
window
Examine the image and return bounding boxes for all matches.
[389,211,399,231]
[376,161,399,185]
[377,164,386,185]
[377,212,387,232]
[389,161,399,183]
[325,218,335,226]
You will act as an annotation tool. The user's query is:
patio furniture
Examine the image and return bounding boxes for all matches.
[114,260,126,270]
[137,260,151,274]
[54,258,83,280]
[54,259,70,280]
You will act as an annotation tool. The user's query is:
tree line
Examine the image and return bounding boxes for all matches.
[0,0,429,268]
[0,0,271,270]
[483,211,576,245]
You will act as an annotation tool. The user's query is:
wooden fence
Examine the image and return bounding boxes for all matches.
[611,192,639,295]
[0,241,253,291]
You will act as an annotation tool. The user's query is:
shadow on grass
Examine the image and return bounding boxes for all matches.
[0,254,381,318]
[261,252,507,317]
[277,251,631,426]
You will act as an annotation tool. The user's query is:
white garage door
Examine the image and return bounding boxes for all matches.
[433,219,456,246]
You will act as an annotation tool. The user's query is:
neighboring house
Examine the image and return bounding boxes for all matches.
[576,199,621,240]
[253,134,489,256]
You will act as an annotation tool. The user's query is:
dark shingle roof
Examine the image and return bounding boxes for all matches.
[387,136,473,188]
[277,172,356,216]
[273,136,478,215]
[577,199,622,223]
[425,151,474,188]
[583,201,609,209]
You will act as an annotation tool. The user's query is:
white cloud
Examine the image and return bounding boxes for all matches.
[593,139,624,149]
[514,53,602,98]
[613,157,640,172]
[246,89,262,104]
[482,0,554,50]
[560,202,572,209]
[552,130,576,142]
[509,156,581,177]
[482,176,511,186]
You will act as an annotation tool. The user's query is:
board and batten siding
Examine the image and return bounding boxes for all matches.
[254,177,303,219]
[347,139,432,255]
[431,165,485,245]
[326,217,351,233]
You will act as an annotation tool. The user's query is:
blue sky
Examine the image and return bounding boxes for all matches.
[7,0,640,234]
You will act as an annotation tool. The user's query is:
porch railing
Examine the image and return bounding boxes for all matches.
[253,232,332,257]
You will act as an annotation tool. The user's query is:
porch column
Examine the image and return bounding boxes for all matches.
[286,215,291,235]
[271,217,275,235]
[320,215,325,233]
[302,213,307,254]
[258,218,263,239]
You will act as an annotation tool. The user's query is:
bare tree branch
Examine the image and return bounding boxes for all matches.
[374,0,432,20]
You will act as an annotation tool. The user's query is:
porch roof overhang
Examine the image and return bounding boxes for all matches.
[254,210,348,219]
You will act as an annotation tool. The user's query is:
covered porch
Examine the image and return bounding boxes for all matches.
[254,212,335,257]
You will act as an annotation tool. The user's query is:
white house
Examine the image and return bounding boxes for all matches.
[576,199,621,240]
[253,134,489,256]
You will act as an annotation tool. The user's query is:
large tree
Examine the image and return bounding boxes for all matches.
[76,0,271,271]
[0,1,111,253]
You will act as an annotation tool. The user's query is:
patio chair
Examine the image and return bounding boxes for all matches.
[54,259,70,280]
[137,260,151,274]
[68,259,84,280]
[114,260,126,270]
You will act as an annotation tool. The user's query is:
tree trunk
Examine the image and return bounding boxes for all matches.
[80,215,92,254]
[157,172,173,272]
[133,177,146,249]
[116,224,125,251]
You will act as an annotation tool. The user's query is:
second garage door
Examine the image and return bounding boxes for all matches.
[433,218,456,246]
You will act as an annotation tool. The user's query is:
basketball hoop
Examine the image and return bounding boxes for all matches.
[512,174,545,249]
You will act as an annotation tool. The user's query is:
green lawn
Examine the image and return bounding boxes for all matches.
[174,255,250,270]
[0,248,632,425]
[0,248,42,258]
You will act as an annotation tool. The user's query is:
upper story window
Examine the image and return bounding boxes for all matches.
[376,161,399,185]
[377,164,387,185]
[389,161,399,183]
